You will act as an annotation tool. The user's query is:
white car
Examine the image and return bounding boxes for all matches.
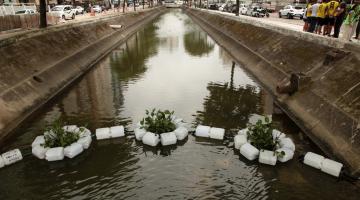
[279,5,304,19]
[15,9,36,15]
[92,5,102,13]
[51,5,76,20]
[218,3,226,12]
[72,6,84,15]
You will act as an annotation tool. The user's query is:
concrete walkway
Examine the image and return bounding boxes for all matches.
[196,8,360,46]
[0,6,156,42]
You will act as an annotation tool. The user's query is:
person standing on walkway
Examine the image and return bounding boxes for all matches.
[325,0,339,35]
[341,3,360,41]
[333,2,347,38]
[303,3,312,31]
[309,0,321,33]
[316,0,328,35]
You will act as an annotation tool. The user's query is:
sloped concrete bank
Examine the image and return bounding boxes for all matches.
[186,8,360,175]
[0,7,166,143]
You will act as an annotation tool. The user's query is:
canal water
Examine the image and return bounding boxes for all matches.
[0,10,359,200]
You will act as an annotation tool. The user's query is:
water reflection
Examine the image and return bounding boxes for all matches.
[183,20,215,57]
[110,22,160,83]
[194,63,262,129]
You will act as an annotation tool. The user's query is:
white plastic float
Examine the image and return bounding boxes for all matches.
[96,126,125,140]
[110,126,125,138]
[1,149,23,165]
[96,128,111,140]
[240,143,259,161]
[234,134,247,150]
[321,158,343,177]
[304,152,324,169]
[134,128,146,141]
[174,126,188,140]
[45,147,64,162]
[64,143,84,159]
[259,150,277,166]
[209,127,225,140]
[195,125,211,138]
[31,135,45,148]
[303,152,343,177]
[75,127,92,149]
[279,137,296,152]
[142,132,160,147]
[275,148,294,163]
[272,129,286,140]
[32,126,92,161]
[32,145,48,159]
[160,132,177,146]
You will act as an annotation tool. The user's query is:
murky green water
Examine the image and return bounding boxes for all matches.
[1,10,359,200]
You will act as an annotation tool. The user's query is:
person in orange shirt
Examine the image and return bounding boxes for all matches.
[325,0,340,35]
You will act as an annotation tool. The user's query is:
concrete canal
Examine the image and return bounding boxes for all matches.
[0,9,359,199]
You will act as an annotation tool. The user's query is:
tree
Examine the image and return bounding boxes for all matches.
[39,0,47,28]
[236,0,239,16]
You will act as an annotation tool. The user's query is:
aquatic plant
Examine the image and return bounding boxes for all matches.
[140,109,176,134]
[43,119,82,148]
[247,117,280,151]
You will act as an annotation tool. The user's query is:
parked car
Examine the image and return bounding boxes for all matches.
[15,9,36,15]
[92,5,102,13]
[239,5,247,15]
[218,3,226,11]
[209,4,218,10]
[51,5,76,20]
[224,3,237,13]
[246,6,266,17]
[279,5,304,19]
[72,6,84,15]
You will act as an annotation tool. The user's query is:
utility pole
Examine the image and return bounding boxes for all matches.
[134,0,136,11]
[39,0,47,28]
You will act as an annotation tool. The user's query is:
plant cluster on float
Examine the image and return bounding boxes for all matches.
[234,116,295,166]
[134,109,188,146]
[31,119,92,161]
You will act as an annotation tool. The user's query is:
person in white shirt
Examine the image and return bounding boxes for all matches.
[308,0,321,32]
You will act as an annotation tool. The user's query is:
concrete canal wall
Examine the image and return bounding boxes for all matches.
[186,8,360,175]
[0,7,166,143]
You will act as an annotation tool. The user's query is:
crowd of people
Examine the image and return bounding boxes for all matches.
[302,0,360,42]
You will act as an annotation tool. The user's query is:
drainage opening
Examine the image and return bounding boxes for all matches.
[33,76,43,83]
